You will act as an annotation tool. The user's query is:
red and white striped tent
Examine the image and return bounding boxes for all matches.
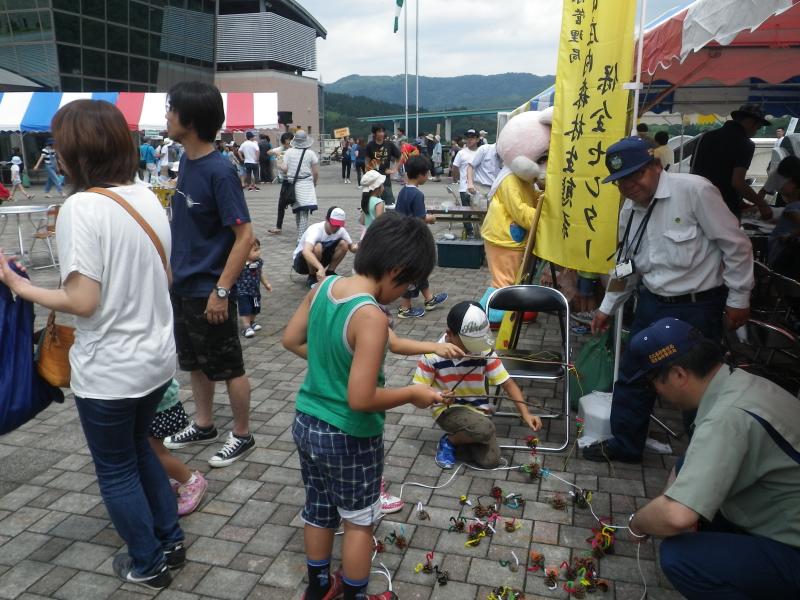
[0,92,279,132]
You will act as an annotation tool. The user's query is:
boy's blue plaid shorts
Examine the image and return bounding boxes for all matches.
[292,411,384,529]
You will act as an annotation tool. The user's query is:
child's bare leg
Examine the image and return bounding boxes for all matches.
[304,523,335,561]
[421,287,433,302]
[400,297,412,310]
[341,521,374,580]
[149,437,192,483]
[239,315,251,329]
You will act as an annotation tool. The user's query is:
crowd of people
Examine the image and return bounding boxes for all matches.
[0,81,798,600]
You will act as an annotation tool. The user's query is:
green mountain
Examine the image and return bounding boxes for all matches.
[325,72,555,111]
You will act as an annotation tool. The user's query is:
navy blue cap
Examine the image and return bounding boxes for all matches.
[602,136,654,183]
[621,318,704,383]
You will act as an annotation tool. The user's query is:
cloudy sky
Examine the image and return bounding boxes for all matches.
[300,0,691,83]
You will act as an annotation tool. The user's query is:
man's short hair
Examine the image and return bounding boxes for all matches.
[372,125,386,134]
[636,123,649,133]
[280,132,293,144]
[654,131,669,145]
[405,155,430,179]
[246,131,254,139]
[354,212,435,286]
[167,82,224,143]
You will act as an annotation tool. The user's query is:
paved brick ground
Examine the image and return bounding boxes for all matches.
[0,164,688,599]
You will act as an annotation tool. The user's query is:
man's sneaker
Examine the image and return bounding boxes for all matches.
[424,292,448,310]
[164,543,186,570]
[379,478,404,514]
[208,432,256,468]
[582,440,642,464]
[301,569,344,600]
[398,306,425,319]
[177,471,208,516]
[242,326,255,338]
[164,422,218,450]
[435,434,456,469]
[307,275,317,289]
[112,554,171,590]
[251,322,262,332]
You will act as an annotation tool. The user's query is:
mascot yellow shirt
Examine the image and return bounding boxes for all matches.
[481,174,541,250]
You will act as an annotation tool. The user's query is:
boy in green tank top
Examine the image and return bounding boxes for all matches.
[283,212,444,600]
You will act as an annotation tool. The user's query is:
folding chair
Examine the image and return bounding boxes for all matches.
[487,285,570,452]
[728,319,800,396]
[770,272,800,324]
[29,204,60,270]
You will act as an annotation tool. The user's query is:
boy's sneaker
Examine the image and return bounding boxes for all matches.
[164,422,218,450]
[112,554,171,590]
[251,322,262,332]
[164,542,186,570]
[435,434,456,469]
[398,306,425,319]
[208,432,256,468]
[301,569,344,600]
[177,471,208,516]
[364,592,399,600]
[379,478,404,514]
[242,326,255,338]
[424,292,448,310]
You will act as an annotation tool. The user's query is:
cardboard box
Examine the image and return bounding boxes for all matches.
[436,239,485,269]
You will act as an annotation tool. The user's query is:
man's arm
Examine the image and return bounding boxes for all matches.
[732,167,772,219]
[205,222,254,324]
[466,164,477,194]
[629,495,699,538]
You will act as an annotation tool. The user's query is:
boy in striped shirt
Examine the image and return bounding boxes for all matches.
[414,301,542,469]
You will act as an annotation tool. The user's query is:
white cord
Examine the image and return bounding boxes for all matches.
[636,541,647,600]
[370,562,393,593]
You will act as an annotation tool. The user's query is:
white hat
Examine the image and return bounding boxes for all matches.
[425,133,435,141]
[479,130,488,136]
[161,137,173,147]
[291,130,315,149]
[328,207,346,226]
[360,170,386,192]
[11,156,22,165]
[447,301,495,355]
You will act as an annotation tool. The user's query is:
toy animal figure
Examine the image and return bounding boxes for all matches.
[563,580,587,598]
[544,567,559,589]
[587,525,615,558]
[528,551,545,572]
[448,516,467,533]
[550,493,567,511]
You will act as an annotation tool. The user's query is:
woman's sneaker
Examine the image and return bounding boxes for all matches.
[164,422,218,450]
[177,471,208,516]
[242,326,255,338]
[251,322,262,332]
[379,478,404,514]
[208,432,256,468]
[398,306,425,319]
[112,554,171,590]
[424,292,448,310]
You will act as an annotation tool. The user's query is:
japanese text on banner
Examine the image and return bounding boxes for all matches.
[535,0,636,273]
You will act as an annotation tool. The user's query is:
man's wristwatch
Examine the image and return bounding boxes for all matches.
[215,286,230,299]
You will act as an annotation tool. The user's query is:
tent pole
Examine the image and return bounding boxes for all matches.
[18,132,25,170]
[678,114,686,173]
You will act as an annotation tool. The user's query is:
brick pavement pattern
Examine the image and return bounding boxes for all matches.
[0,165,688,599]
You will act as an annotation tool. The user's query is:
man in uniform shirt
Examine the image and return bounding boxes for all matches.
[467,142,502,198]
[583,136,754,463]
[623,318,800,600]
[691,104,773,221]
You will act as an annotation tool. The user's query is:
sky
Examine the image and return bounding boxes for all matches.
[300,0,691,83]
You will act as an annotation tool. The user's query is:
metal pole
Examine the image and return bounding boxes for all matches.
[404,2,409,137]
[415,0,419,139]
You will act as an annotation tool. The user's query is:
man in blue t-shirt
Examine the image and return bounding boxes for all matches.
[139,139,157,184]
[161,81,257,468]
[394,155,447,318]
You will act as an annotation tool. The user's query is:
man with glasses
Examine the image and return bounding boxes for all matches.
[622,318,800,600]
[583,136,754,463]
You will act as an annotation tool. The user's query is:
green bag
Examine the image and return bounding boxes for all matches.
[21,172,30,187]
[568,329,615,411]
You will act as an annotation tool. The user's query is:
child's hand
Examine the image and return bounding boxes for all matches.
[434,342,465,359]
[410,386,443,409]
[440,390,455,407]
[522,413,542,432]
[264,280,273,293]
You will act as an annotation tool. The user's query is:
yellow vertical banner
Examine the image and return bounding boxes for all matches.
[535,0,636,273]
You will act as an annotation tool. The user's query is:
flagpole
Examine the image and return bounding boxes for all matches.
[415,0,419,139]
[404,2,409,138]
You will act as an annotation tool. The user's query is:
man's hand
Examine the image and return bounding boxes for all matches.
[467,185,476,195]
[591,310,611,334]
[757,204,774,221]
[410,386,443,409]
[316,267,326,282]
[433,342,465,359]
[349,242,359,253]
[205,293,228,325]
[724,306,750,330]
[425,214,436,224]
[385,167,397,175]
[521,413,542,432]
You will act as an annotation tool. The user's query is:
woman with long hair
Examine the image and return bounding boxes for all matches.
[0,100,183,591]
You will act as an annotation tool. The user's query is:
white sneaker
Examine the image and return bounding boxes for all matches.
[379,478,404,514]
[242,327,255,338]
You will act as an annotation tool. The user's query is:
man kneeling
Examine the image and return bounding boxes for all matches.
[624,318,800,600]
[292,206,358,288]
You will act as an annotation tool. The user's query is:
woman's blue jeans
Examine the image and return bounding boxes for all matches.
[44,164,62,194]
[75,381,183,576]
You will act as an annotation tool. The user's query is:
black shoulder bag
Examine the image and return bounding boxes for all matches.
[279,148,307,211]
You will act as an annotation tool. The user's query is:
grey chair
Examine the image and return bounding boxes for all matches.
[487,285,571,452]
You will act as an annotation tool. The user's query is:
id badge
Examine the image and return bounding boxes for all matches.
[614,259,635,279]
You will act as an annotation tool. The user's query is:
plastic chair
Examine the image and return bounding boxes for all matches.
[29,204,60,270]
[487,285,570,452]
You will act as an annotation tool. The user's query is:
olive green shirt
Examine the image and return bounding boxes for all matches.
[666,367,800,548]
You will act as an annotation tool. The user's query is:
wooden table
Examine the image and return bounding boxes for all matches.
[427,203,487,238]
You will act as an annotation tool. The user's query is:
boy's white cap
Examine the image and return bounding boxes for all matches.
[11,156,21,165]
[360,170,386,192]
[447,301,495,355]
[328,207,346,226]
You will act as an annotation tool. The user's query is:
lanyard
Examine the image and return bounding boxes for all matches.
[616,198,659,263]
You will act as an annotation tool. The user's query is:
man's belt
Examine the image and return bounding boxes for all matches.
[646,285,726,304]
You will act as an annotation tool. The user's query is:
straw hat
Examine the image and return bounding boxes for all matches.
[291,130,314,149]
[360,170,386,192]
